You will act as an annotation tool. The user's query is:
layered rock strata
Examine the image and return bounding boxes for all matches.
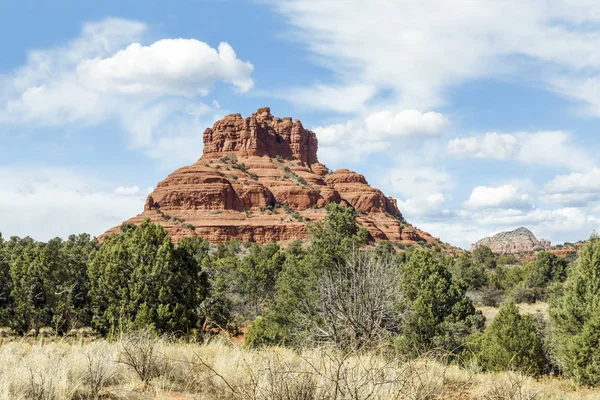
[105,107,444,247]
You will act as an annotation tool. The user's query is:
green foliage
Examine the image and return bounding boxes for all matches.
[490,264,529,292]
[247,204,368,347]
[308,203,369,267]
[472,245,497,270]
[0,234,13,327]
[527,252,567,295]
[551,236,600,385]
[6,234,97,333]
[397,249,484,355]
[497,254,519,266]
[449,254,488,290]
[87,220,201,335]
[478,301,547,375]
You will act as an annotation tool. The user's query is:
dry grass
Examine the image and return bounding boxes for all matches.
[0,334,597,399]
[477,302,549,326]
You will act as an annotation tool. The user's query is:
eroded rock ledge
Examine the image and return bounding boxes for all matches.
[105,107,442,247]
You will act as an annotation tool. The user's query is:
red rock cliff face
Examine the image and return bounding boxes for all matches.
[202,107,319,165]
[104,108,447,248]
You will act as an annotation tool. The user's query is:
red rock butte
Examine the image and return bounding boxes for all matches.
[105,107,445,247]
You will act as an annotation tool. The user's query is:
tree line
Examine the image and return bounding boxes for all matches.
[1,204,600,385]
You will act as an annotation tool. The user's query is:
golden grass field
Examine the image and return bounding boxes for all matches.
[0,331,599,400]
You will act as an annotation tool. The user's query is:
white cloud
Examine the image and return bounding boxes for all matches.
[448,133,519,159]
[271,0,600,112]
[78,40,253,95]
[448,131,594,171]
[517,131,594,171]
[0,167,146,240]
[464,185,532,210]
[541,169,600,206]
[0,18,253,163]
[397,193,451,218]
[314,109,449,165]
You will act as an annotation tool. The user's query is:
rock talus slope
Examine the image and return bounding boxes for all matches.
[105,107,445,247]
[471,227,551,254]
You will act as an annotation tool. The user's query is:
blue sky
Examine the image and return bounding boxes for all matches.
[2,0,600,249]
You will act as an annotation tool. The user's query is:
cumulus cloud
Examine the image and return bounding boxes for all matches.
[464,185,532,210]
[448,131,594,171]
[77,40,253,95]
[0,167,146,240]
[270,0,600,112]
[314,109,449,165]
[0,18,253,163]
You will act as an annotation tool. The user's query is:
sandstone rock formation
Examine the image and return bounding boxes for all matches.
[105,107,446,248]
[471,227,551,254]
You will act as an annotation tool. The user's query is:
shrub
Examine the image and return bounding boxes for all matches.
[510,285,536,304]
[450,254,488,290]
[479,286,504,307]
[118,329,164,385]
[478,301,547,375]
[473,245,497,270]
[397,249,484,356]
[526,252,567,298]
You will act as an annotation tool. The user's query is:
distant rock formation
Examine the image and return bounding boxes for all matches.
[471,227,551,254]
[104,107,447,248]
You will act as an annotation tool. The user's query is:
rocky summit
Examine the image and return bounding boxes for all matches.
[105,107,445,247]
[471,227,551,254]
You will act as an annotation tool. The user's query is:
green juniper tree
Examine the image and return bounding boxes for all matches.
[87,220,202,335]
[479,301,547,375]
[551,236,600,385]
[397,249,484,356]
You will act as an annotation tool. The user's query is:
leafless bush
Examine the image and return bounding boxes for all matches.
[479,373,540,400]
[117,329,164,385]
[22,369,56,400]
[79,344,119,397]
[313,250,404,349]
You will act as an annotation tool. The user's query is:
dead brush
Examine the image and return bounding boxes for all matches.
[117,329,166,386]
[78,344,120,398]
[20,369,57,400]
[479,373,541,400]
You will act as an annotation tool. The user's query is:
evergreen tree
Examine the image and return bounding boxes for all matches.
[551,236,600,385]
[449,254,488,291]
[397,249,484,355]
[88,220,202,335]
[0,234,12,327]
[479,301,547,375]
[527,251,568,296]
[472,245,497,270]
